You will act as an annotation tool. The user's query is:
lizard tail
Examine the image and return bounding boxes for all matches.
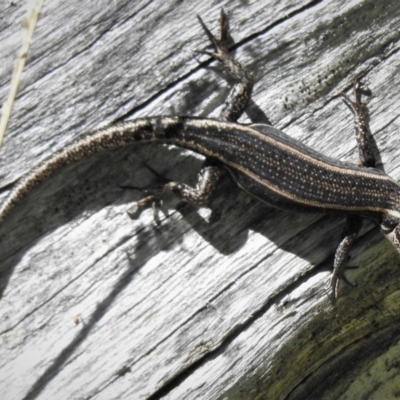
[0,116,194,223]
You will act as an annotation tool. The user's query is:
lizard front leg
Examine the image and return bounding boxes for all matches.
[331,75,375,298]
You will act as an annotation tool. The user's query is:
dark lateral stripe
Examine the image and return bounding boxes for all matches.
[169,136,400,218]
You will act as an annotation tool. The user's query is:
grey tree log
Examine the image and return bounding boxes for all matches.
[1,0,400,399]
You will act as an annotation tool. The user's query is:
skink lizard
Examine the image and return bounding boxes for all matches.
[1,10,399,298]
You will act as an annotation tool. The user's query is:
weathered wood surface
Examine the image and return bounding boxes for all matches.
[1,0,400,399]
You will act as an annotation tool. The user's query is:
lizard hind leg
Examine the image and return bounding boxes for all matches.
[330,215,363,299]
[197,9,253,122]
[331,75,376,299]
[124,10,247,224]
[339,75,375,167]
[124,162,223,224]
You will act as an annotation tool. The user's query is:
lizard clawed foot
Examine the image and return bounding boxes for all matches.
[126,195,164,224]
[330,265,359,301]
[196,8,253,122]
[196,8,230,61]
[339,74,371,115]
[120,163,173,223]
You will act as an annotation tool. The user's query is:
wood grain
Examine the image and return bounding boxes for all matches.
[1,0,400,399]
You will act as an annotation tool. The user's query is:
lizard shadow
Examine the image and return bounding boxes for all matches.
[176,171,348,268]
[0,90,386,301]
[0,113,389,399]
[0,139,347,300]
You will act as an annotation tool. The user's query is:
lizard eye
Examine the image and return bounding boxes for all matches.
[381,223,395,235]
